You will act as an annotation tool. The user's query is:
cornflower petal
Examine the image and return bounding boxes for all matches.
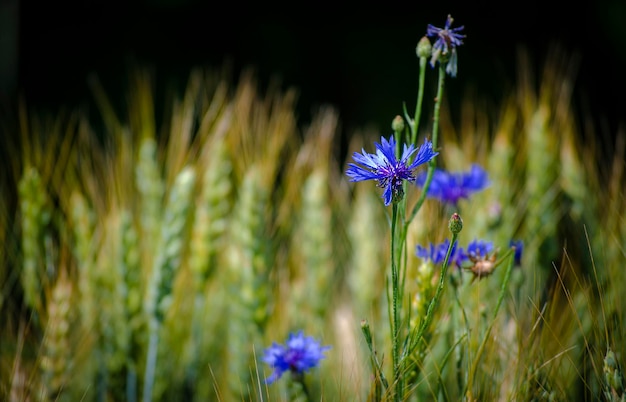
[416,164,489,206]
[416,238,461,266]
[464,239,494,260]
[409,138,437,169]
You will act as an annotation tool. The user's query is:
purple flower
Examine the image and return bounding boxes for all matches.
[346,136,438,206]
[426,15,466,77]
[263,331,331,384]
[416,238,461,266]
[416,164,489,206]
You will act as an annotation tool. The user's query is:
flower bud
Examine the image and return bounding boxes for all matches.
[416,36,432,59]
[360,319,374,347]
[391,115,405,133]
[448,212,463,234]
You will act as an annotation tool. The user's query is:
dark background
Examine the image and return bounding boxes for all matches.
[4,0,626,147]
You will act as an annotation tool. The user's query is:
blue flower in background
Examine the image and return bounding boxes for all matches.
[509,240,523,266]
[463,239,495,260]
[263,331,331,384]
[346,136,438,206]
[416,238,461,266]
[426,14,466,77]
[416,164,489,206]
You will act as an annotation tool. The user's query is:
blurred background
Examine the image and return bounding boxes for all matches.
[2,0,626,144]
[2,3,626,400]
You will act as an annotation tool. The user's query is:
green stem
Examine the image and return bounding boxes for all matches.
[408,63,446,226]
[410,56,428,146]
[142,317,160,402]
[394,129,401,159]
[451,283,470,394]
[184,293,205,394]
[288,371,311,402]
[390,204,402,400]
[361,320,389,395]
[126,363,138,402]
[406,230,459,360]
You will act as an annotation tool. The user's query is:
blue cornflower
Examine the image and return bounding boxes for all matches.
[346,136,438,206]
[463,239,494,260]
[263,331,331,384]
[416,238,461,266]
[509,240,523,266]
[416,164,489,207]
[426,14,466,77]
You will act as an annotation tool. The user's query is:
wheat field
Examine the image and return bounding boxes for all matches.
[0,47,625,401]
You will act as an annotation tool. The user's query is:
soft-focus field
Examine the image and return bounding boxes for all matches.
[1,49,625,401]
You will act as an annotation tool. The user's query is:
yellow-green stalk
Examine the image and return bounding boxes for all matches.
[92,212,138,399]
[188,135,233,288]
[300,170,334,325]
[119,209,143,401]
[18,166,50,315]
[559,116,590,224]
[68,190,108,397]
[185,134,233,397]
[523,106,559,275]
[38,272,73,402]
[136,137,164,267]
[119,210,143,340]
[225,166,269,398]
[68,192,96,332]
[486,102,521,241]
[143,166,196,402]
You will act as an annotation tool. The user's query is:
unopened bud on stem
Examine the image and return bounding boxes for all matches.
[392,115,405,133]
[416,36,432,59]
[448,212,463,234]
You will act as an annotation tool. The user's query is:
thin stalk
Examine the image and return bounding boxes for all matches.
[185,293,206,394]
[465,248,515,399]
[361,319,389,395]
[436,332,468,402]
[451,284,470,394]
[142,318,160,402]
[410,56,429,146]
[406,230,459,358]
[394,129,401,159]
[126,363,137,402]
[390,203,402,401]
[396,187,408,306]
[408,63,446,225]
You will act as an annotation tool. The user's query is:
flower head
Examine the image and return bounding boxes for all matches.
[263,331,331,384]
[416,164,489,206]
[346,136,438,206]
[426,15,465,77]
[465,247,498,282]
